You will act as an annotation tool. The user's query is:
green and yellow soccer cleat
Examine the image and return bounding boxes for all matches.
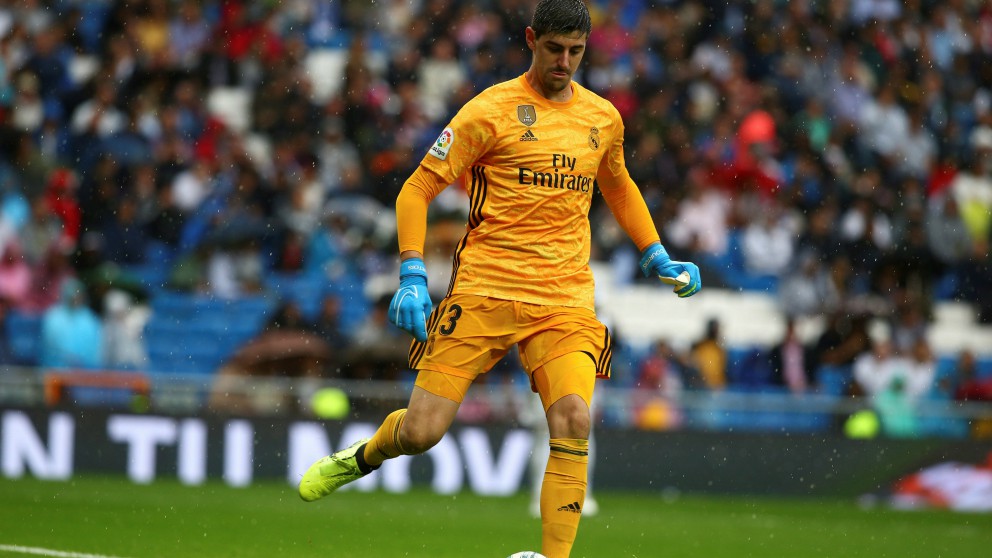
[298,438,371,502]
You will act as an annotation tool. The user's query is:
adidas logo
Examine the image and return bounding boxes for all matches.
[557,501,581,513]
[519,129,538,141]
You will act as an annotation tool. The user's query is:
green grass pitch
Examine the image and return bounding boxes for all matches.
[1,476,989,557]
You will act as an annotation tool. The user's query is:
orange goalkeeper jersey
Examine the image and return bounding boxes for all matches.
[416,74,655,310]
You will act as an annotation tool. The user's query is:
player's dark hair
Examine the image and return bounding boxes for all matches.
[531,0,592,39]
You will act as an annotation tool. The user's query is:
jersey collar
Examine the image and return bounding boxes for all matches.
[519,74,580,109]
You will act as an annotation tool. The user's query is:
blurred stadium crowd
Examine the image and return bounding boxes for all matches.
[0,0,991,425]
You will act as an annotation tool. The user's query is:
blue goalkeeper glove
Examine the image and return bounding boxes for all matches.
[388,258,433,342]
[639,242,702,298]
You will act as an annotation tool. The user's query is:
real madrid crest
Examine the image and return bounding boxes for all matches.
[517,105,537,126]
[588,127,600,150]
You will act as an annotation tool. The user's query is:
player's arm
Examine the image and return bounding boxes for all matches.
[597,158,702,298]
[396,164,448,257]
[389,165,449,341]
[391,99,495,338]
[595,166,661,252]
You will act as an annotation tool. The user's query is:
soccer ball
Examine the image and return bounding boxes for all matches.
[507,553,547,558]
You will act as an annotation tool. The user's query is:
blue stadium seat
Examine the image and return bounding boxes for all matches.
[978,358,992,379]
[816,365,852,396]
[5,311,42,365]
[76,3,111,53]
[144,291,275,374]
[933,271,960,300]
[726,346,773,388]
[119,263,170,291]
[150,291,200,319]
[265,269,374,331]
[915,415,969,439]
[701,230,780,293]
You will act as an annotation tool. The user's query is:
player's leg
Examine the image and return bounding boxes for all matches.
[529,393,599,519]
[300,293,509,502]
[362,370,470,466]
[532,352,596,558]
[299,372,467,502]
[581,395,599,516]
[527,392,550,518]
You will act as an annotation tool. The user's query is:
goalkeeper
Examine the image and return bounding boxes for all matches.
[299,1,700,556]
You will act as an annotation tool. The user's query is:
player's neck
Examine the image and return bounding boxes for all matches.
[524,68,574,103]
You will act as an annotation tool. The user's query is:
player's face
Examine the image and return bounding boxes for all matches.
[526,27,587,96]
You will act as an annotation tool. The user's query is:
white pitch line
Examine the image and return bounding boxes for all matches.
[0,545,131,558]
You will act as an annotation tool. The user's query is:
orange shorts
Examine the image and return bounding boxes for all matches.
[409,293,613,406]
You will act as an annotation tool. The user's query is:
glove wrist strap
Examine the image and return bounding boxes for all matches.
[639,242,670,277]
[399,258,428,281]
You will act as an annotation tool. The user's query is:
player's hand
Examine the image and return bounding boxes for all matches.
[388,258,433,341]
[639,242,702,298]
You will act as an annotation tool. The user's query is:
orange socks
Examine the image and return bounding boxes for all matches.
[363,409,408,467]
[540,438,589,558]
[364,414,588,557]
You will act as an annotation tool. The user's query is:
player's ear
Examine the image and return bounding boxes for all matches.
[525,26,537,51]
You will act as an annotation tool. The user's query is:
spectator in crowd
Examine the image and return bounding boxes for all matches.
[689,318,727,391]
[99,196,147,265]
[417,36,467,121]
[10,73,45,136]
[810,312,872,377]
[39,277,102,369]
[858,82,909,170]
[768,317,815,394]
[958,234,992,324]
[926,193,972,283]
[950,349,992,402]
[168,0,211,70]
[839,193,893,276]
[741,196,798,277]
[889,300,929,355]
[344,295,408,381]
[77,155,120,237]
[210,328,335,415]
[17,196,62,265]
[305,213,360,281]
[636,339,687,396]
[853,337,936,402]
[43,168,80,250]
[0,242,31,309]
[0,0,987,402]
[852,336,937,437]
[898,108,938,181]
[664,176,731,260]
[25,244,72,313]
[265,299,312,333]
[312,294,349,356]
[170,158,214,215]
[316,118,361,196]
[70,81,126,138]
[875,217,940,307]
[778,251,840,318]
[794,202,843,263]
[951,135,992,249]
[206,238,265,300]
[101,289,149,370]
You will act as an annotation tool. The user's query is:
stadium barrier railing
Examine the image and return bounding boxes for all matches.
[1,366,989,439]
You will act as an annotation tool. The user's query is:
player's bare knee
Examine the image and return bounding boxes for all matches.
[546,397,590,439]
[398,421,443,454]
